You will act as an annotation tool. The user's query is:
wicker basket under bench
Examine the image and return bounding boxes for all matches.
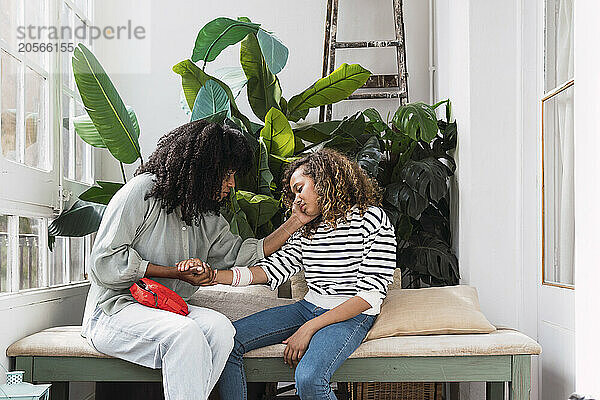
[7,290,541,400]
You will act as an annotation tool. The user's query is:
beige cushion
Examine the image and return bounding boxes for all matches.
[365,286,496,341]
[6,326,540,359]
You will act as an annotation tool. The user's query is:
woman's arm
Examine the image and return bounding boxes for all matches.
[145,262,216,286]
[262,202,316,257]
[282,296,371,367]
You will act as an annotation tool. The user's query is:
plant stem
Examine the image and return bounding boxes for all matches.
[120,162,127,184]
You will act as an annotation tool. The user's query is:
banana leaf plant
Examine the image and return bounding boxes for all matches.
[174,17,371,240]
[48,43,142,248]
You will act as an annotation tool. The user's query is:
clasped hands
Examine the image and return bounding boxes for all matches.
[176,258,217,286]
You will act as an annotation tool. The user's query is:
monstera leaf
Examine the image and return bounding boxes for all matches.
[78,181,124,205]
[399,233,459,286]
[384,181,429,219]
[48,200,106,245]
[286,63,371,122]
[190,79,231,123]
[400,158,451,203]
[241,32,282,121]
[72,44,141,164]
[356,136,382,178]
[73,106,140,149]
[236,190,280,233]
[172,60,252,132]
[260,108,294,157]
[392,102,439,143]
[256,28,289,75]
[191,17,260,64]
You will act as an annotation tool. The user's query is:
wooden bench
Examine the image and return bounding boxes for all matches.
[6,290,541,400]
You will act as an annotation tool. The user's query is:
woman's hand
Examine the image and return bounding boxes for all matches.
[290,201,319,226]
[282,322,317,368]
[176,258,216,286]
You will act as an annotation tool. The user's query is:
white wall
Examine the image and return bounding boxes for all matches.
[435,0,543,398]
[574,0,600,397]
[92,0,430,181]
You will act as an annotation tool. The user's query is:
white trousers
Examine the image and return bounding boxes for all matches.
[84,303,235,400]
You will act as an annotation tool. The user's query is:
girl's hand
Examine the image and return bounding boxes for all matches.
[290,202,318,226]
[176,258,216,286]
[282,322,317,368]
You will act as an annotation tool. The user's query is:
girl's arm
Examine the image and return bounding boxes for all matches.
[281,296,371,367]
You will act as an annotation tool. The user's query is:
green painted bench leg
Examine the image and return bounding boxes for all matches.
[50,382,69,400]
[486,382,505,400]
[15,357,33,382]
[510,355,531,400]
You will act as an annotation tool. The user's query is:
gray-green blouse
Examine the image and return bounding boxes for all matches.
[82,173,264,328]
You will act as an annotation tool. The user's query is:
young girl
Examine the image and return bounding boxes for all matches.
[183,149,397,399]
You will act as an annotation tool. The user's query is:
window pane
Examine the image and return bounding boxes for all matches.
[24,0,48,68]
[543,84,574,286]
[0,215,8,293]
[19,217,42,290]
[61,3,73,89]
[69,237,84,282]
[0,0,20,50]
[1,50,19,161]
[62,94,72,178]
[24,67,48,169]
[545,0,573,91]
[74,100,88,181]
[49,237,66,286]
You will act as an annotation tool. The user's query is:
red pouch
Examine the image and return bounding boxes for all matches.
[130,278,189,316]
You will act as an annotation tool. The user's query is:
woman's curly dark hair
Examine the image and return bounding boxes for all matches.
[135,120,252,225]
[282,149,382,237]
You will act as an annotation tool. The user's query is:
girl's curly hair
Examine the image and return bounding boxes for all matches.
[282,149,382,236]
[135,120,252,226]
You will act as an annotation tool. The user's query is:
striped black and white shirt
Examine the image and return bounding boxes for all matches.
[257,206,397,315]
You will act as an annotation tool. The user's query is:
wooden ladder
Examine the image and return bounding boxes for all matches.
[320,0,410,122]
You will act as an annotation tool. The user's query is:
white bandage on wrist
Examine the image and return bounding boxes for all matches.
[231,267,253,287]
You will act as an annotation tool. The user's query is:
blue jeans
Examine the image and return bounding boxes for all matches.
[218,300,376,400]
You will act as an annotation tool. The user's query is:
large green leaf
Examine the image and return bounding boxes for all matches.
[73,106,140,149]
[213,66,248,99]
[191,80,231,122]
[172,60,253,132]
[399,233,459,285]
[226,190,255,239]
[356,136,382,178]
[191,17,260,63]
[260,108,294,158]
[236,190,280,233]
[79,181,124,205]
[241,32,282,121]
[392,102,439,142]
[257,137,274,195]
[256,29,289,75]
[72,44,141,164]
[322,112,368,154]
[385,181,429,219]
[400,158,451,203]
[286,63,371,120]
[268,154,300,190]
[48,200,106,238]
[293,120,341,143]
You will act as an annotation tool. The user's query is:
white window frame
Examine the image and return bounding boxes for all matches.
[541,0,574,290]
[0,0,98,297]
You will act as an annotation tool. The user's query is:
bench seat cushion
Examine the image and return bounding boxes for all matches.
[6,290,541,359]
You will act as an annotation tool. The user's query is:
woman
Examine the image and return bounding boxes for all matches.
[183,149,397,399]
[81,120,312,400]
